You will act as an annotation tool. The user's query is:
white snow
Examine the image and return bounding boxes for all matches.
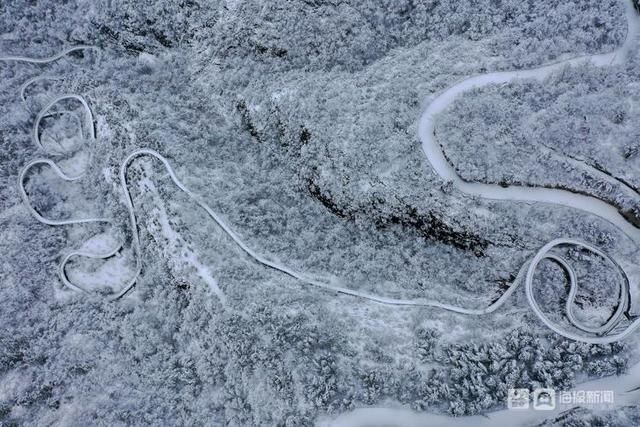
[65,251,134,291]
[317,363,640,427]
[418,0,640,243]
[140,170,226,304]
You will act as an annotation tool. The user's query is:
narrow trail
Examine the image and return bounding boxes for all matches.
[4,0,640,344]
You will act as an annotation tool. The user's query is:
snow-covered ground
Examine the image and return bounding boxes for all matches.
[319,361,640,426]
[419,0,640,242]
[2,0,640,425]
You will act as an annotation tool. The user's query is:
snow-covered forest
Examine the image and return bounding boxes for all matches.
[1,0,639,426]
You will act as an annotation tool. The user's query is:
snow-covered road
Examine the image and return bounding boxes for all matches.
[417,0,640,344]
[419,0,640,241]
[7,0,640,344]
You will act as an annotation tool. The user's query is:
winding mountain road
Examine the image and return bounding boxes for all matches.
[4,0,640,344]
[418,0,640,241]
[416,0,640,343]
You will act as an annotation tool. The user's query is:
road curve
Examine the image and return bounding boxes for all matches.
[7,0,640,343]
[416,0,640,343]
[418,0,640,241]
[0,45,99,64]
[524,239,639,344]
